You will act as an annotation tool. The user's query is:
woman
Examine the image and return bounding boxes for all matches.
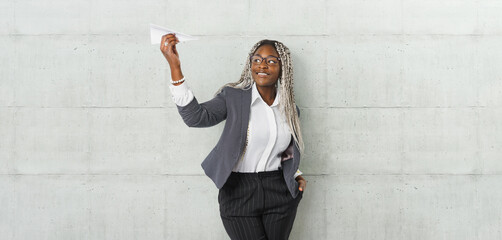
[160,34,307,240]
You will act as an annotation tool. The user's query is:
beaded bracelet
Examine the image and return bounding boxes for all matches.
[170,77,185,84]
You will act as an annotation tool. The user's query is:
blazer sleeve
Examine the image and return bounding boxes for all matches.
[175,87,227,128]
[294,105,302,179]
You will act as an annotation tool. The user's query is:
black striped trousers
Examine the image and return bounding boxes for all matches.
[218,169,303,240]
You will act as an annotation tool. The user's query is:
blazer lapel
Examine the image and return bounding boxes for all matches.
[239,87,252,154]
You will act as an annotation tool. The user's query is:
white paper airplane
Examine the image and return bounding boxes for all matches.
[150,23,198,45]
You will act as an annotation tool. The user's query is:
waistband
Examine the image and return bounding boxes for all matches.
[231,169,283,178]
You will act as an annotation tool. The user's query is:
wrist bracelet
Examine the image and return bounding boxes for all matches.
[170,77,185,84]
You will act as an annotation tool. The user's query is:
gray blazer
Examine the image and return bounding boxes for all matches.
[176,85,302,199]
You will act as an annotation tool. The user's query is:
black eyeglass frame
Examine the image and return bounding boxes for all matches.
[249,55,281,66]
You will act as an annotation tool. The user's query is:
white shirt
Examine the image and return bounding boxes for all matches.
[168,80,303,179]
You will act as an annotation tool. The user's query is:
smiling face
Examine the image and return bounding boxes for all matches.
[250,44,281,88]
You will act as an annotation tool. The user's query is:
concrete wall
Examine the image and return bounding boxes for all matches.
[1,0,501,239]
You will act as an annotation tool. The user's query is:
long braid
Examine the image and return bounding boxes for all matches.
[274,41,305,154]
[214,40,305,155]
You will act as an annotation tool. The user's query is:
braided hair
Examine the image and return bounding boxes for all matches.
[214,39,305,155]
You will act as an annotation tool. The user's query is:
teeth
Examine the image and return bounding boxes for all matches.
[257,73,268,75]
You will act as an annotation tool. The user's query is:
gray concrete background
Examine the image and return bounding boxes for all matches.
[1,0,501,239]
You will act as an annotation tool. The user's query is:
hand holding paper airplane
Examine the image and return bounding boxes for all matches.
[150,23,198,44]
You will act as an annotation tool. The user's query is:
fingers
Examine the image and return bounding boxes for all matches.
[160,33,180,50]
[161,33,177,44]
[298,179,306,192]
[160,33,182,66]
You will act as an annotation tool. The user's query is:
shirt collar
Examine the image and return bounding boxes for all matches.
[251,82,280,107]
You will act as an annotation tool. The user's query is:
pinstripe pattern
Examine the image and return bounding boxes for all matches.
[218,170,303,240]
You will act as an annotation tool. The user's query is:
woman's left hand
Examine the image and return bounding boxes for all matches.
[295,175,307,192]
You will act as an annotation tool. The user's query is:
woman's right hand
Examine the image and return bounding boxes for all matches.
[160,33,181,68]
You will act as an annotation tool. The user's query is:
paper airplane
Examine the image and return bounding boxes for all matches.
[150,23,198,45]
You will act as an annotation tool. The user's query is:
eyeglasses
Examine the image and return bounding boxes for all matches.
[250,55,281,66]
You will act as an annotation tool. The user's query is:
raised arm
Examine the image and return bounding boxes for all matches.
[160,33,227,128]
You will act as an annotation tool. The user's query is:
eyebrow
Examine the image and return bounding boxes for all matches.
[253,54,280,58]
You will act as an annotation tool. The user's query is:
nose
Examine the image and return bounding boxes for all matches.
[258,60,268,68]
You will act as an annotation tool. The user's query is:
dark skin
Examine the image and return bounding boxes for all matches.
[160,34,307,192]
[250,44,281,106]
